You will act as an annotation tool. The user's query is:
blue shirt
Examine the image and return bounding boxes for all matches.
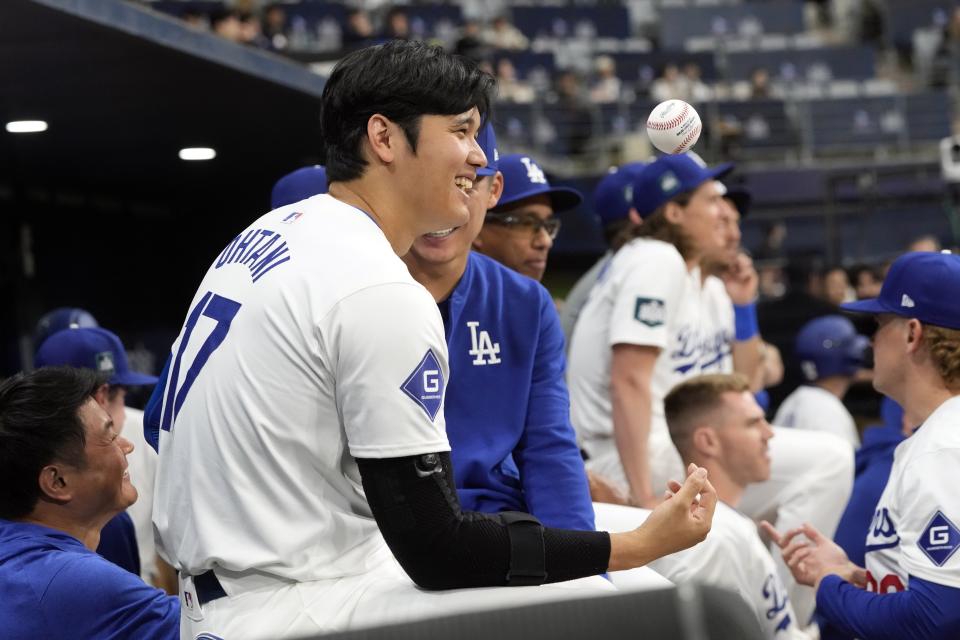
[441,252,595,531]
[0,519,179,639]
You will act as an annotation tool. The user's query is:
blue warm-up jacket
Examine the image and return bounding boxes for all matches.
[439,252,596,532]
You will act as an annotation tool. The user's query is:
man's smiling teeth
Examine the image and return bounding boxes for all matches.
[455,177,473,192]
[425,228,456,238]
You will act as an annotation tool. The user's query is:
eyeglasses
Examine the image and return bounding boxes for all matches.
[484,212,561,240]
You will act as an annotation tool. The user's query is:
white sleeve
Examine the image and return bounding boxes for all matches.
[607,251,686,350]
[898,448,960,588]
[325,282,451,459]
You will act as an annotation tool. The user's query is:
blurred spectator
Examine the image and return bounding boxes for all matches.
[755,222,788,263]
[684,63,713,102]
[211,9,244,43]
[496,58,535,104]
[239,12,269,48]
[262,3,288,51]
[455,20,488,61]
[343,9,375,51]
[181,8,208,30]
[589,56,622,104]
[650,64,690,103]
[381,7,410,41]
[550,71,594,155]
[931,8,960,88]
[822,265,852,306]
[906,233,941,253]
[483,15,529,51]
[850,263,883,299]
[749,67,772,100]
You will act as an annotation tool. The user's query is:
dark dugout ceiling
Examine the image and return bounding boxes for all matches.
[0,0,327,208]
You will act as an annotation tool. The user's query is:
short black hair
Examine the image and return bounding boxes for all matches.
[0,367,105,519]
[320,40,496,182]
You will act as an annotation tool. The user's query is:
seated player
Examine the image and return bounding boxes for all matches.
[0,367,179,638]
[773,315,869,448]
[658,374,812,639]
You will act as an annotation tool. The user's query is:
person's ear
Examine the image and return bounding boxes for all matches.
[37,463,74,504]
[487,172,504,209]
[365,114,401,165]
[628,209,643,226]
[93,384,110,410]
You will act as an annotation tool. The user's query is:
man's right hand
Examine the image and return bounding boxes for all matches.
[608,464,716,571]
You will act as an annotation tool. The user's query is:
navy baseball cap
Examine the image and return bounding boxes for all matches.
[34,307,98,348]
[631,153,733,218]
[476,122,499,177]
[795,315,870,381]
[716,182,752,219]
[271,165,327,209]
[593,161,648,226]
[494,154,583,213]
[35,327,159,387]
[841,251,960,330]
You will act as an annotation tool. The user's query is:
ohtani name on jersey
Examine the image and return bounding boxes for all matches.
[215,228,291,283]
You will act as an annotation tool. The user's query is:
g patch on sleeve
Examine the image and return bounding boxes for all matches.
[919,510,960,567]
[634,297,666,327]
[400,349,445,421]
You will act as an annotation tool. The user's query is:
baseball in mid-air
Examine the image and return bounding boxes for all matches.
[646,99,702,155]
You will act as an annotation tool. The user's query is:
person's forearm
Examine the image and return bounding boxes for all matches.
[611,377,654,505]
[732,335,764,392]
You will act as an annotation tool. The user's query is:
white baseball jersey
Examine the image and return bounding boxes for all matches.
[559,251,611,348]
[153,194,451,583]
[699,275,734,374]
[567,238,707,446]
[122,407,160,583]
[864,395,960,593]
[651,503,810,639]
[773,385,859,448]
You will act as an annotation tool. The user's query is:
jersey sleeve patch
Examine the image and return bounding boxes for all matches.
[401,349,445,421]
[634,297,665,327]
[919,510,960,567]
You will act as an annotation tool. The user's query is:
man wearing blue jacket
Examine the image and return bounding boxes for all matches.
[401,125,596,531]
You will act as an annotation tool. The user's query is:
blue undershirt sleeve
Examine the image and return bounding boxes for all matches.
[513,288,596,532]
[816,574,960,640]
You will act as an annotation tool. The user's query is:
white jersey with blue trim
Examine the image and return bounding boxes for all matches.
[652,503,809,639]
[153,194,451,581]
[699,275,735,374]
[568,237,708,444]
[864,395,960,593]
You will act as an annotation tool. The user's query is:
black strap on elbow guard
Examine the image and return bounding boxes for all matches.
[500,511,547,586]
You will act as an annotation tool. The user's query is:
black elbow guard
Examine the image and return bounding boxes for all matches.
[356,452,607,590]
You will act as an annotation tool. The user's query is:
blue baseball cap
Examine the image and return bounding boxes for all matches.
[271,165,327,209]
[494,154,583,213]
[34,307,99,348]
[841,252,960,330]
[476,122,499,177]
[795,315,870,381]
[593,162,648,226]
[35,327,159,387]
[631,153,733,218]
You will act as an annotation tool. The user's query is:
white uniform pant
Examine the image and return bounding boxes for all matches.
[179,544,622,640]
[583,426,853,625]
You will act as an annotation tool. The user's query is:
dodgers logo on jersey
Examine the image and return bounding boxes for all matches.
[865,506,900,553]
[466,321,501,365]
[634,297,665,327]
[401,349,445,421]
[919,510,960,567]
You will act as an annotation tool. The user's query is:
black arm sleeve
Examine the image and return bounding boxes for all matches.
[356,452,611,591]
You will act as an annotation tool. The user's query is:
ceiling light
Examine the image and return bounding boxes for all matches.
[179,147,216,161]
[6,120,48,133]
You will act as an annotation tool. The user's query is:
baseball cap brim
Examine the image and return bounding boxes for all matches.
[496,185,584,213]
[112,371,159,387]
[840,298,892,316]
